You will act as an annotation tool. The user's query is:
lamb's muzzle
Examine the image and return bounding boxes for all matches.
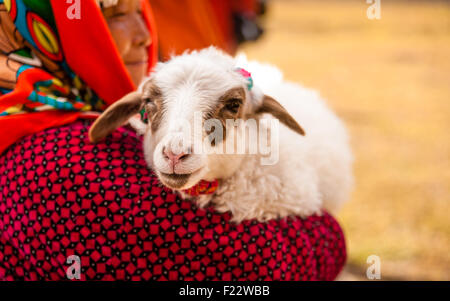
[89,46,353,223]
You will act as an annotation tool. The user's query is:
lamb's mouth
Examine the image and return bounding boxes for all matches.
[158,167,205,190]
[159,172,191,189]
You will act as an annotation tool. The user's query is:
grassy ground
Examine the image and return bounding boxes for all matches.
[241,0,450,280]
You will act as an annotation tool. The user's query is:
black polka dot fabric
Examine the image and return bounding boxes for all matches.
[0,120,346,280]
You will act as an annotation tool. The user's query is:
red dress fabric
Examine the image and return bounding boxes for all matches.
[0,121,346,280]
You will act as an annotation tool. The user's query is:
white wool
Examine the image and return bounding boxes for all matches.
[136,47,353,223]
[203,79,353,221]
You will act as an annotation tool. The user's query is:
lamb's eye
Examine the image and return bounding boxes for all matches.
[143,97,152,104]
[225,99,242,113]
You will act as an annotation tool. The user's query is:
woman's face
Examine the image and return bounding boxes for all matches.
[103,0,151,86]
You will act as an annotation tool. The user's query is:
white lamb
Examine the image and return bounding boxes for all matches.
[89,47,353,223]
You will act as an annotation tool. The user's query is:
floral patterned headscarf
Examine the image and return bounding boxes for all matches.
[0,0,158,154]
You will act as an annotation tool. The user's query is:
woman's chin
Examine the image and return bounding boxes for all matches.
[125,63,148,86]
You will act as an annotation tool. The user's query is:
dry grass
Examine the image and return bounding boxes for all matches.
[241,0,450,280]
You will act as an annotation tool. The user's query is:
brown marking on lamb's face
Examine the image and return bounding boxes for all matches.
[141,80,165,133]
[204,87,246,146]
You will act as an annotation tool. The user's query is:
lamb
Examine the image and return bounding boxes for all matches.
[89,47,353,223]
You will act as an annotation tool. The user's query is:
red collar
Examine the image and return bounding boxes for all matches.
[182,179,219,196]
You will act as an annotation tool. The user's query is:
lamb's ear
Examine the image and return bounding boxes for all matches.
[89,91,143,143]
[255,95,305,136]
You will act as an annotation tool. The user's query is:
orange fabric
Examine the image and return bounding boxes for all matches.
[149,0,235,60]
[150,0,262,61]
[210,0,234,50]
[231,0,259,16]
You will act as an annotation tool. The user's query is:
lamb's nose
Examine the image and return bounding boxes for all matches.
[163,148,189,167]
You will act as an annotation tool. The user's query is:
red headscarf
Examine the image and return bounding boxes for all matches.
[0,0,158,154]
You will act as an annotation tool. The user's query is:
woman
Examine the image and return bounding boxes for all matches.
[0,0,346,280]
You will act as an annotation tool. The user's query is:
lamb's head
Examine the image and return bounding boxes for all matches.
[89,47,304,191]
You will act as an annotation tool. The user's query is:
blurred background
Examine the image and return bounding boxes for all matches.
[148,0,450,280]
[235,0,449,280]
